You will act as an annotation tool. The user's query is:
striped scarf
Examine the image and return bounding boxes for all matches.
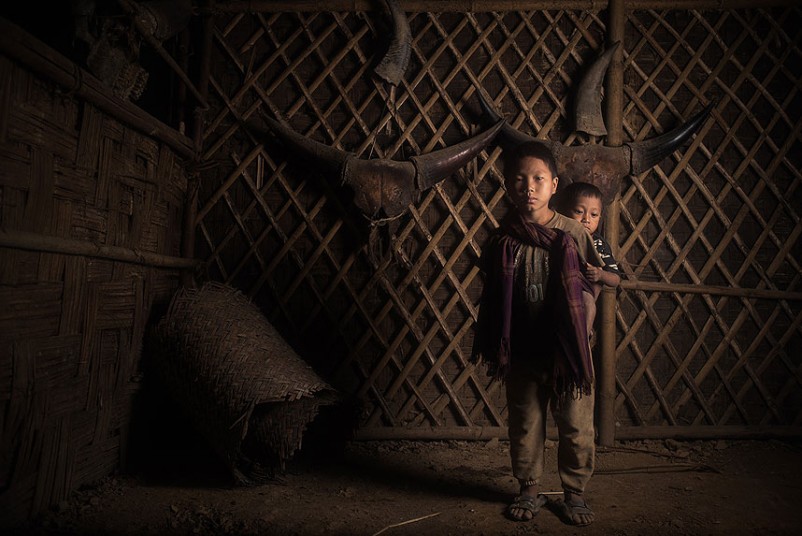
[474,212,594,396]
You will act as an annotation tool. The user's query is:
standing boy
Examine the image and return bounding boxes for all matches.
[473,142,604,526]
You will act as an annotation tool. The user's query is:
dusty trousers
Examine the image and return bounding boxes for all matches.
[505,365,595,494]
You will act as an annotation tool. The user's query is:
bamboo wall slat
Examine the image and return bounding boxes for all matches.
[0,36,190,523]
[197,4,802,440]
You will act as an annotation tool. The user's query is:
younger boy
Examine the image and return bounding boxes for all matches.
[556,181,622,300]
[473,142,604,526]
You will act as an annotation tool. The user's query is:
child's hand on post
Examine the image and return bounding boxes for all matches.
[585,263,603,283]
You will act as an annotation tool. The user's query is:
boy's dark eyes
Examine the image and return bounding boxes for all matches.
[572,207,601,217]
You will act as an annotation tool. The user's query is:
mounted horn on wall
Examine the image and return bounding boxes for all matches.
[372,0,411,133]
[477,43,714,203]
[373,0,411,88]
[575,42,620,137]
[255,116,502,261]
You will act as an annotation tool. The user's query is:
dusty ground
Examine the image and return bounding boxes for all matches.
[10,434,802,535]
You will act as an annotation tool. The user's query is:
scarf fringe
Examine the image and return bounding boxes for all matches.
[494,337,511,381]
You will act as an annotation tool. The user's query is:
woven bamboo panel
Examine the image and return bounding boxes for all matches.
[615,7,802,429]
[0,57,188,524]
[196,6,801,438]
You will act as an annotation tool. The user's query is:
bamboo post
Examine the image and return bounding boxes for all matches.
[597,0,625,447]
[180,0,214,287]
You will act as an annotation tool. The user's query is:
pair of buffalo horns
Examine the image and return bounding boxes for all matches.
[477,43,714,202]
[261,116,503,222]
[262,43,712,226]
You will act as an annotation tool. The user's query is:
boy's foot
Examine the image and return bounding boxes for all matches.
[506,494,546,522]
[558,497,594,526]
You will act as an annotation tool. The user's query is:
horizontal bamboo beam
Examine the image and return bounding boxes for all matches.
[214,0,800,12]
[355,424,802,440]
[356,426,554,441]
[616,425,802,440]
[620,280,802,301]
[0,228,199,270]
[0,17,196,159]
[357,426,509,440]
[216,1,605,10]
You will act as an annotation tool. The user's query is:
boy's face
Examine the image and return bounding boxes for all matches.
[505,156,558,222]
[568,194,603,235]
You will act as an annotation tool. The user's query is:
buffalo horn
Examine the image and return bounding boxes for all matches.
[475,91,536,150]
[410,120,504,191]
[627,102,715,175]
[261,115,351,183]
[374,0,411,86]
[575,42,620,136]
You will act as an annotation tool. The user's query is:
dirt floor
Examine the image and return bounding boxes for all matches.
[10,434,802,536]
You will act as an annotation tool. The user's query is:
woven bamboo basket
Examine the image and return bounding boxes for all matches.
[152,282,337,484]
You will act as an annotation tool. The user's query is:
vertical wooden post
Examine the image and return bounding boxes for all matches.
[598,0,625,446]
[180,0,214,288]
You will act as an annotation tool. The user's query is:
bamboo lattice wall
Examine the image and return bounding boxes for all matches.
[615,7,802,435]
[196,3,802,439]
[0,22,192,523]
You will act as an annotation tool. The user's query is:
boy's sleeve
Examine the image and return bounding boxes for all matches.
[596,235,624,276]
[575,227,604,268]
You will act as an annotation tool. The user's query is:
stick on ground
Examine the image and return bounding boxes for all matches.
[371,512,441,536]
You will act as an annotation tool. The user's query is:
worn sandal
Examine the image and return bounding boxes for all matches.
[506,494,547,522]
[557,498,595,526]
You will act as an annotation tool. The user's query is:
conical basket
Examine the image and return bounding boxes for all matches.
[152,282,336,483]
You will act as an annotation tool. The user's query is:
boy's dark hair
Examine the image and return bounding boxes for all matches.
[502,141,558,180]
[555,181,603,214]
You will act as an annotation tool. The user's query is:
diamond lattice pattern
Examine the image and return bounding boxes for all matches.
[617,8,802,427]
[195,7,802,434]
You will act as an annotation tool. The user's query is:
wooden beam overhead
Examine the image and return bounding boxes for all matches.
[213,0,802,12]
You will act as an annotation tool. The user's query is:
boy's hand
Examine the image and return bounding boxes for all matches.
[585,263,603,283]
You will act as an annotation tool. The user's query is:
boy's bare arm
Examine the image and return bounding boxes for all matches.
[600,270,620,288]
[585,264,621,288]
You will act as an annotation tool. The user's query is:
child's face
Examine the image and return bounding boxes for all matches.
[568,194,603,235]
[505,156,558,221]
